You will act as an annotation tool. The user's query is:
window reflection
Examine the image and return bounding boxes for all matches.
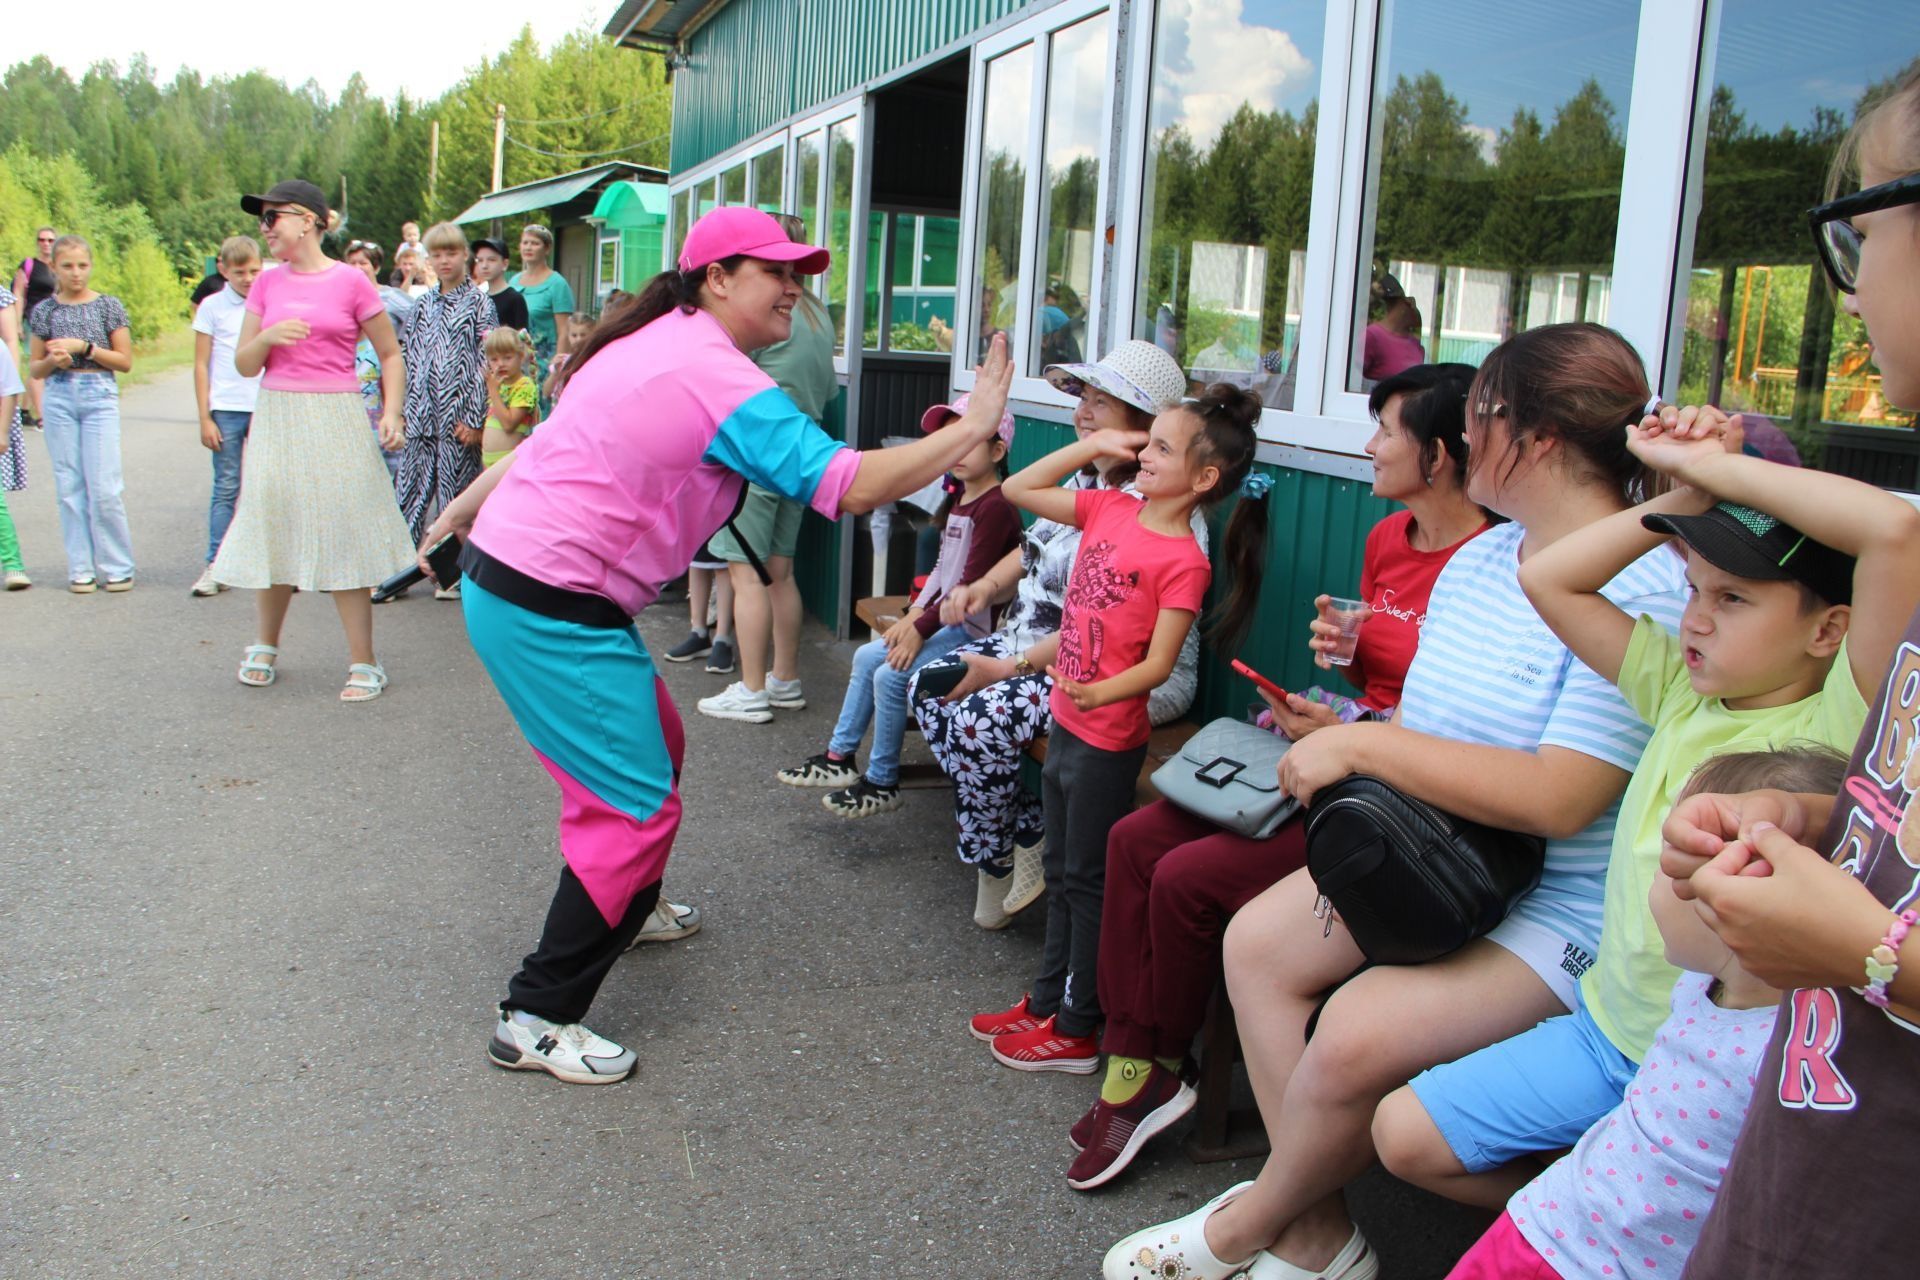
[866,213,962,352]
[971,43,1034,365]
[1136,0,1325,410]
[796,130,824,303]
[753,145,784,212]
[1032,15,1109,374]
[1349,0,1639,391]
[721,163,747,207]
[670,189,691,263]
[1675,3,1917,485]
[826,118,857,354]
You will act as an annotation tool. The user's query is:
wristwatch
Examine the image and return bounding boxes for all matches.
[82,342,94,362]
[1013,652,1034,678]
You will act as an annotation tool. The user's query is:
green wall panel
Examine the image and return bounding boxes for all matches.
[1004,416,1395,725]
[795,384,850,627]
[672,0,1030,172]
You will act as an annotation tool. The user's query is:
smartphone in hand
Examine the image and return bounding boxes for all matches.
[1230,658,1289,704]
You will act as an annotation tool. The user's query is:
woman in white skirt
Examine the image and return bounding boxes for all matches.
[214,179,414,702]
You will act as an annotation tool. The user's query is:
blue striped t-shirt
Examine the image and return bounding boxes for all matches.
[1395,522,1686,957]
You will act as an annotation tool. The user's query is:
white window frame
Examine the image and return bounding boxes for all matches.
[594,227,621,300]
[952,0,1118,409]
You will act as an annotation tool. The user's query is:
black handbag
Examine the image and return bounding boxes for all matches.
[1303,775,1545,966]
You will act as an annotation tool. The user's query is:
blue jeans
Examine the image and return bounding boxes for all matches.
[207,409,251,562]
[42,374,134,581]
[828,623,971,787]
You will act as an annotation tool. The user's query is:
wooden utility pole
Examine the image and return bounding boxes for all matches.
[491,104,506,193]
[428,120,440,209]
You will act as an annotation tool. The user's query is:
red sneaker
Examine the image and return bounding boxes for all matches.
[1065,1061,1196,1189]
[989,1016,1099,1074]
[969,993,1045,1043]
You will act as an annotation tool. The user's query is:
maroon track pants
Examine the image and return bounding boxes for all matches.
[1096,799,1310,1061]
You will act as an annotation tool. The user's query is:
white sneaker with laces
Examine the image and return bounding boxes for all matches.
[698,681,773,723]
[487,1008,636,1085]
[626,899,703,947]
[1002,834,1047,915]
[190,568,226,597]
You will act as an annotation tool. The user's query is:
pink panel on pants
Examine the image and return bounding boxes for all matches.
[532,679,686,927]
[1445,1212,1564,1280]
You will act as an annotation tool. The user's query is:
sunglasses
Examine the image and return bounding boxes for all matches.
[1808,172,1920,293]
[348,239,381,253]
[258,209,313,230]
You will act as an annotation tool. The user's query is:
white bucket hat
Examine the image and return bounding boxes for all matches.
[1044,340,1187,416]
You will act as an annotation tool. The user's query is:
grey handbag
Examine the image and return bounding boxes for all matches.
[1151,717,1298,839]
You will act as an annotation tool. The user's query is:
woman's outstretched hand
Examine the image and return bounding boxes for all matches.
[966,332,1014,440]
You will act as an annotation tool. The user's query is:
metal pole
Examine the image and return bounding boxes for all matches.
[492,104,506,193]
[428,120,440,210]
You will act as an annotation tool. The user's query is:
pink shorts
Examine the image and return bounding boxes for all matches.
[1445,1212,1564,1280]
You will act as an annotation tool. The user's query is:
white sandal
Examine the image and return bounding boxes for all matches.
[340,663,388,703]
[237,644,279,687]
[1103,1181,1258,1280]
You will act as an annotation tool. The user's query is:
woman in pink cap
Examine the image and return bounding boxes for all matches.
[419,206,1014,1086]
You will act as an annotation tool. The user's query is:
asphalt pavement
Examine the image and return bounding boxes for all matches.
[0,368,1487,1277]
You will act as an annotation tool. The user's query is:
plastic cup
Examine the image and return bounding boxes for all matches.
[1325,596,1369,667]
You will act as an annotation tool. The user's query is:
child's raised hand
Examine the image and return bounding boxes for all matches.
[1045,665,1105,712]
[1625,418,1735,486]
[1086,427,1149,462]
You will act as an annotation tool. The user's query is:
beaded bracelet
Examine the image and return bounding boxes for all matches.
[1862,908,1918,1008]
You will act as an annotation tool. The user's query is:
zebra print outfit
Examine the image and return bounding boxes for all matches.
[0,287,25,491]
[396,283,495,542]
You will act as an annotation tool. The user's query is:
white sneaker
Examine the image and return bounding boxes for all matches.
[766,676,806,710]
[433,582,462,601]
[974,868,1013,930]
[190,568,226,597]
[698,681,773,723]
[1003,834,1047,915]
[487,1008,636,1085]
[626,899,703,948]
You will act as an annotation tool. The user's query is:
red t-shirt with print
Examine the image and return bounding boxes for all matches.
[1052,488,1212,751]
[1347,508,1490,711]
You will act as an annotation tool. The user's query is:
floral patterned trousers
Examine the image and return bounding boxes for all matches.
[909,632,1055,868]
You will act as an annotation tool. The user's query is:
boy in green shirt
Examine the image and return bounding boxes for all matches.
[1370,406,1920,1208]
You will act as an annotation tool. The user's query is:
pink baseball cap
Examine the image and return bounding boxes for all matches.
[921,392,1016,447]
[678,206,830,275]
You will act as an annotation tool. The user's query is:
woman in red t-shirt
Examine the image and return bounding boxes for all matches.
[1063,363,1491,1192]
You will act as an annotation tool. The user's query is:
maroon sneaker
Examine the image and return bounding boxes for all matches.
[969,993,1045,1043]
[1069,1097,1099,1152]
[989,1016,1099,1074]
[1066,1063,1197,1190]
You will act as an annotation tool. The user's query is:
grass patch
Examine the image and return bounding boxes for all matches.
[121,325,197,388]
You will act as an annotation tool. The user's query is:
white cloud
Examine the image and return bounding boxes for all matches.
[1462,123,1499,163]
[1153,0,1318,146]
[7,0,616,102]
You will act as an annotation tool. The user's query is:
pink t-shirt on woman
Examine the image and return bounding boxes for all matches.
[245,262,384,393]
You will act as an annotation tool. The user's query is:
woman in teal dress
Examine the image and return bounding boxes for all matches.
[508,224,575,411]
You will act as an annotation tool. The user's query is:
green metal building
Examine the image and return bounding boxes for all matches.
[605,0,1915,719]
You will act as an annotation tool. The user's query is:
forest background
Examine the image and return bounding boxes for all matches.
[0,26,670,343]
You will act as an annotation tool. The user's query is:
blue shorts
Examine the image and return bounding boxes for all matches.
[1407,988,1637,1173]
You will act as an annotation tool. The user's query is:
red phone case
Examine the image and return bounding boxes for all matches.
[1231,658,1287,702]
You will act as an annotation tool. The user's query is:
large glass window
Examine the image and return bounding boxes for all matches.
[863,213,962,352]
[1673,2,1918,484]
[721,162,748,207]
[1348,0,1640,391]
[670,188,691,263]
[752,144,784,212]
[1136,0,1325,410]
[1030,14,1110,374]
[826,118,858,354]
[972,42,1035,366]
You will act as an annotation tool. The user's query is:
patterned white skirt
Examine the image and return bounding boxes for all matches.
[211,389,415,590]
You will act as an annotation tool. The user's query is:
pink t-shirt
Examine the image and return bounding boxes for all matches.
[245,262,384,393]
[1051,488,1212,751]
[1362,322,1426,382]
[471,307,859,617]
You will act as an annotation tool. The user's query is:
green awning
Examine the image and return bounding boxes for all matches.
[452,162,665,224]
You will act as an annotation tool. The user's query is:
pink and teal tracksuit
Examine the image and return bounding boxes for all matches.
[462,306,857,1023]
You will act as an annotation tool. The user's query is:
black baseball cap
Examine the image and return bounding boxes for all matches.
[472,237,511,258]
[1642,502,1854,606]
[239,180,330,223]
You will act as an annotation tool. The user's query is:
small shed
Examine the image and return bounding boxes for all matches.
[452,160,668,309]
[588,179,671,305]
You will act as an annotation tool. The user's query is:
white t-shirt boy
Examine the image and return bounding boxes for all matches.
[192,285,263,413]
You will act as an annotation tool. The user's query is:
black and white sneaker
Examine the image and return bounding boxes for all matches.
[777,752,861,788]
[662,630,712,663]
[823,777,904,818]
[705,636,737,674]
[487,1008,636,1085]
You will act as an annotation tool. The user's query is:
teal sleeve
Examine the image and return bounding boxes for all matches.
[554,275,576,314]
[702,386,852,504]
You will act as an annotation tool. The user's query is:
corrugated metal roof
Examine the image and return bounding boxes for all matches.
[602,0,734,52]
[451,161,668,224]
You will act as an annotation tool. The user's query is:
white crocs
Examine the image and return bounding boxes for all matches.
[1103,1181,1258,1280]
[1244,1227,1379,1280]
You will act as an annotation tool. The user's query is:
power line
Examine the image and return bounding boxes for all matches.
[503,130,668,161]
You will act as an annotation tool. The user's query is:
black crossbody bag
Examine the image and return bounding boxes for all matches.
[1303,775,1545,966]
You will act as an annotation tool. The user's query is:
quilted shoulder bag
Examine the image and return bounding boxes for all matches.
[1150,717,1298,839]
[1303,775,1545,966]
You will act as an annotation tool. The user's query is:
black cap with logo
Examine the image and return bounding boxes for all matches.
[239,179,330,224]
[1642,502,1855,606]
